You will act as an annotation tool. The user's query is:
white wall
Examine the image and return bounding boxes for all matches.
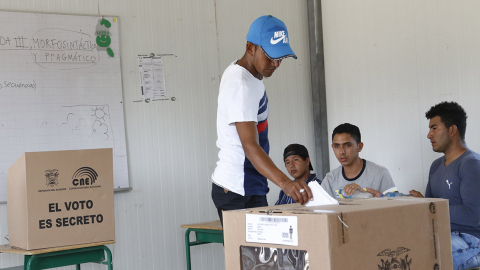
[322,0,480,193]
[0,1,313,269]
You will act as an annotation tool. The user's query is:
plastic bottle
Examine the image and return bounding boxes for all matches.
[381,191,413,197]
[339,189,373,199]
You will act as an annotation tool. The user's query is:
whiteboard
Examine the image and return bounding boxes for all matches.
[0,11,129,202]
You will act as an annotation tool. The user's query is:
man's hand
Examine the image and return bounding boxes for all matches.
[342,183,362,196]
[365,187,382,197]
[281,180,313,205]
[409,190,424,198]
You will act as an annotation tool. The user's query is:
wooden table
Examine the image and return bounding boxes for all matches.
[181,220,223,270]
[0,241,114,270]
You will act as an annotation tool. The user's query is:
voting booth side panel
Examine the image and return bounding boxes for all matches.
[6,153,28,249]
[7,149,115,250]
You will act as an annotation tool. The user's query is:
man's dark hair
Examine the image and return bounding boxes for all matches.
[425,101,467,141]
[332,123,361,144]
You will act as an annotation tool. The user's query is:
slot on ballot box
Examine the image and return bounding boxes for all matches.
[7,149,115,250]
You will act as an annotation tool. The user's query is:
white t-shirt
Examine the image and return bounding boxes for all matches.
[212,61,270,196]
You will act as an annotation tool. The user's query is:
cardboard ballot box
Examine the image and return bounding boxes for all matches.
[224,198,453,270]
[7,149,115,250]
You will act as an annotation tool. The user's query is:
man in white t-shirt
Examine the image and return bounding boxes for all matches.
[211,15,312,224]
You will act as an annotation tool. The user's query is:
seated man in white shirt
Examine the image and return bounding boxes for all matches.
[321,123,397,198]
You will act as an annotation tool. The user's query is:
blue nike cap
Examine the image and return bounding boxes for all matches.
[246,15,297,60]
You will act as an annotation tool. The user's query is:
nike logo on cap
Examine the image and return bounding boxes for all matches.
[270,36,286,44]
[270,31,289,44]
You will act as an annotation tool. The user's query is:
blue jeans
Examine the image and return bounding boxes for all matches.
[452,231,480,270]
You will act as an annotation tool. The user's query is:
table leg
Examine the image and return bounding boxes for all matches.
[76,264,81,270]
[25,256,34,270]
[185,229,192,270]
[101,246,113,270]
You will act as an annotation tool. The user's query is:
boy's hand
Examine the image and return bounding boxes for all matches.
[365,187,382,197]
[342,183,362,196]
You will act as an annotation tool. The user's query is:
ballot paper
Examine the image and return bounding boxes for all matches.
[305,181,339,207]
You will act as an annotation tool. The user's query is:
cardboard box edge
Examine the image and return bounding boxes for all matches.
[7,153,28,249]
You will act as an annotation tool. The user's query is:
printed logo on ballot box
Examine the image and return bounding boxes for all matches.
[38,167,101,193]
[377,247,412,270]
[72,167,99,187]
[45,169,59,187]
[38,166,106,230]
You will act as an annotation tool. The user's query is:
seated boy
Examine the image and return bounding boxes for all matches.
[321,123,397,198]
[275,144,322,205]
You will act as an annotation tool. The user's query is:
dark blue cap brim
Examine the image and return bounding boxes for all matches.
[262,45,297,60]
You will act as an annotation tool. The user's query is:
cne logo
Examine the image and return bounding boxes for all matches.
[270,31,289,45]
[45,169,59,187]
[72,167,98,186]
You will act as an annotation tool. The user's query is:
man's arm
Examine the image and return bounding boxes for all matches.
[449,159,480,227]
[236,121,312,204]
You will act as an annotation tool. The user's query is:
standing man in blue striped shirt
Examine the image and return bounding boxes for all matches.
[211,15,312,225]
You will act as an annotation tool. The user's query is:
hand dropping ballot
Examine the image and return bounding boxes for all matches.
[305,181,339,207]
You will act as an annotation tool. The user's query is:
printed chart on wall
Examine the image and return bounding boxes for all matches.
[0,11,129,202]
[137,56,167,100]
